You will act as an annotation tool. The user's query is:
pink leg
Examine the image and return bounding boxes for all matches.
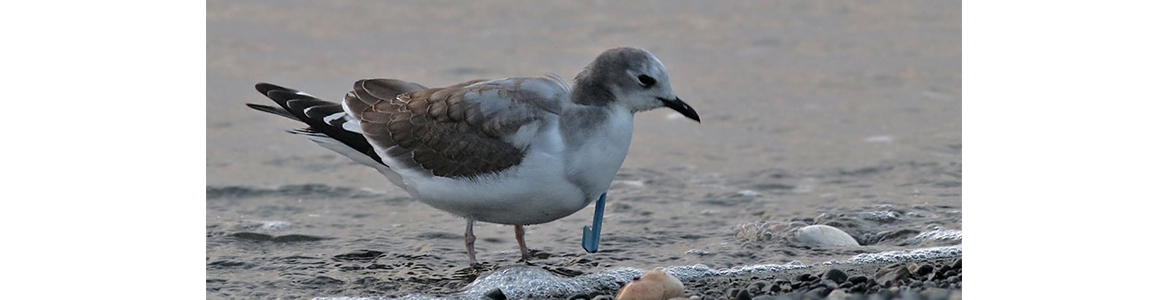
[465,219,477,266]
[514,225,530,260]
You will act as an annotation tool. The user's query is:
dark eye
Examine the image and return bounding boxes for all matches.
[637,74,656,87]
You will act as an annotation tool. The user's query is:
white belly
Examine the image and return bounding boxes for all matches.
[375,108,634,225]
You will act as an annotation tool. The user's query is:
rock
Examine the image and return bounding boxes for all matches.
[733,289,752,300]
[751,295,795,300]
[725,288,742,299]
[899,289,924,300]
[821,269,849,284]
[766,282,784,294]
[847,275,869,285]
[921,287,951,300]
[825,289,850,300]
[484,287,506,300]
[875,265,911,287]
[748,281,768,294]
[805,287,830,299]
[911,264,934,278]
[849,283,867,294]
[616,269,685,300]
[820,279,838,290]
[793,225,860,247]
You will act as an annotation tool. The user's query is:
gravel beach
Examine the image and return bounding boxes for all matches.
[207,1,961,299]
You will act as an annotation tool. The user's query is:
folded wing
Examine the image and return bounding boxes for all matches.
[343,75,570,178]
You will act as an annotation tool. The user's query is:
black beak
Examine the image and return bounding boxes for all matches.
[658,97,701,123]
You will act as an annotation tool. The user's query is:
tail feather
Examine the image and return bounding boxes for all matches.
[248,81,431,172]
[248,82,384,166]
[245,103,298,121]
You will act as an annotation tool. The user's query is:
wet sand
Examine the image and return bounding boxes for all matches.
[207,1,960,299]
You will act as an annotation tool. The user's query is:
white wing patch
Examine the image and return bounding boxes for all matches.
[322,111,361,133]
[323,111,347,124]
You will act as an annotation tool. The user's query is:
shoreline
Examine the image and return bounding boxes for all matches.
[312,248,962,300]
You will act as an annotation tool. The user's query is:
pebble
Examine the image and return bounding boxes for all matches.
[794,225,860,247]
[615,269,685,300]
[820,279,839,290]
[921,287,951,300]
[677,259,959,300]
[733,289,752,300]
[751,295,795,300]
[804,287,828,299]
[825,289,850,300]
[484,288,506,300]
[912,264,934,277]
[875,265,911,287]
[822,269,849,284]
[848,275,869,285]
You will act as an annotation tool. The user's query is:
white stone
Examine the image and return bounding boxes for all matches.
[794,225,860,247]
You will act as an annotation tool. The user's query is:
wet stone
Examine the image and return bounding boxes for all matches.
[725,288,741,298]
[875,265,911,287]
[825,289,850,300]
[847,275,869,285]
[849,283,867,294]
[794,225,860,247]
[805,286,830,299]
[750,280,769,292]
[735,289,753,300]
[752,295,796,300]
[821,279,839,290]
[767,283,784,294]
[912,264,934,277]
[822,269,849,284]
[484,287,506,300]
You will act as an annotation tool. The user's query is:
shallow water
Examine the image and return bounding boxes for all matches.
[207,0,960,299]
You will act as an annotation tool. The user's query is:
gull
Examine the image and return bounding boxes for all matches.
[247,47,700,265]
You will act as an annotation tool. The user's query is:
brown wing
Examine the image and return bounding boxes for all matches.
[343,77,567,178]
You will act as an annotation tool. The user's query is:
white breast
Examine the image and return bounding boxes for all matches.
[562,108,635,206]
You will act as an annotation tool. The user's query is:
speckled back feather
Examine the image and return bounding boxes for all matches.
[343,77,567,178]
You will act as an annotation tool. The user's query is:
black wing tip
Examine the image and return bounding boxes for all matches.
[256,82,301,96]
[245,103,273,110]
[246,103,299,121]
[255,82,279,94]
